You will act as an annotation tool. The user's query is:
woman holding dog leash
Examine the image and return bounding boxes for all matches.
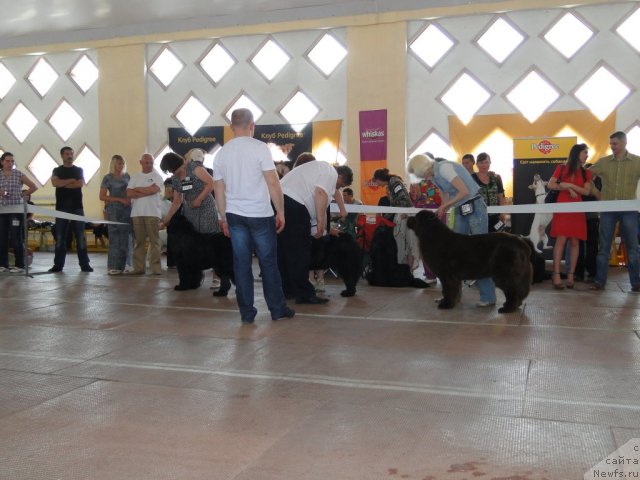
[407,153,497,308]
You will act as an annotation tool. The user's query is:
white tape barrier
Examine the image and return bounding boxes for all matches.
[329,199,640,215]
[0,204,125,224]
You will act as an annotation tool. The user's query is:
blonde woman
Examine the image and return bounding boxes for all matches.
[99,155,132,275]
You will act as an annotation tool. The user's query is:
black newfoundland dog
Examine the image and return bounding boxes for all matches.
[407,210,532,313]
[310,233,362,297]
[167,214,234,295]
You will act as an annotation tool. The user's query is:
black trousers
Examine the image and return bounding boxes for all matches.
[277,195,315,300]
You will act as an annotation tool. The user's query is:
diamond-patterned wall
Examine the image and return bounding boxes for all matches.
[146,29,348,162]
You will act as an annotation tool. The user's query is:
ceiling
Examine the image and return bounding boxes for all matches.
[0,0,518,50]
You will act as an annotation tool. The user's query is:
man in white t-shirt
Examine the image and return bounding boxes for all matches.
[278,159,352,304]
[213,108,294,324]
[126,153,164,275]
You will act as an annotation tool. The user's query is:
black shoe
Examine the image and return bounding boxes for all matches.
[295,296,329,305]
[631,285,640,292]
[241,318,255,325]
[80,265,94,272]
[48,265,63,273]
[273,308,295,321]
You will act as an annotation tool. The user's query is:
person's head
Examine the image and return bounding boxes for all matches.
[461,153,475,174]
[163,177,174,200]
[293,152,315,168]
[230,108,255,137]
[342,187,354,204]
[475,152,491,172]
[0,152,15,170]
[186,148,205,163]
[60,146,74,165]
[109,154,126,175]
[377,195,390,207]
[139,153,155,173]
[567,143,589,170]
[372,168,391,186]
[609,131,627,157]
[335,165,353,188]
[275,161,291,179]
[160,152,185,175]
[407,154,436,180]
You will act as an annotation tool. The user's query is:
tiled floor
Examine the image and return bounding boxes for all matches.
[1,252,639,479]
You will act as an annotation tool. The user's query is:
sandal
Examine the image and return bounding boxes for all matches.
[552,272,565,290]
[566,273,575,289]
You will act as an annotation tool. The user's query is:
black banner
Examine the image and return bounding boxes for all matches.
[254,123,313,164]
[168,127,224,156]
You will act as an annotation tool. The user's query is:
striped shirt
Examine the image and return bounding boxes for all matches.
[589,152,640,201]
[0,169,24,205]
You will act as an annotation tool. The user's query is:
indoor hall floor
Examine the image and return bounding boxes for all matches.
[0,252,639,480]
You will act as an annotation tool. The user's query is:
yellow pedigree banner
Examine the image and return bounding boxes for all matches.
[513,136,578,160]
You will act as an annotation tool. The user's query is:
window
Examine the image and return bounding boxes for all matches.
[305,33,347,77]
[223,92,264,123]
[28,148,58,186]
[249,37,291,82]
[409,23,455,70]
[68,54,99,94]
[476,17,525,64]
[198,41,236,85]
[439,71,492,125]
[5,102,38,143]
[174,94,211,136]
[279,89,320,132]
[505,70,561,123]
[47,99,83,142]
[26,58,59,98]
[573,64,631,121]
[543,12,594,60]
[74,145,101,183]
[149,46,184,89]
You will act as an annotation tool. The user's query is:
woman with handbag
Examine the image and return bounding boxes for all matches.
[547,143,592,289]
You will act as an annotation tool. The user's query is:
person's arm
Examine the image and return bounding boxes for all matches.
[436,176,469,217]
[21,174,38,197]
[190,166,214,208]
[127,184,160,198]
[263,169,285,233]
[51,175,81,188]
[213,179,229,237]
[314,186,330,238]
[333,188,347,218]
[159,191,184,229]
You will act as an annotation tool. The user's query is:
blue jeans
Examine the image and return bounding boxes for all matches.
[453,199,497,303]
[106,203,132,271]
[595,211,640,287]
[53,209,90,269]
[227,213,289,322]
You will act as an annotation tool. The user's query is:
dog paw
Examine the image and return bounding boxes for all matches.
[437,300,454,309]
[340,289,356,297]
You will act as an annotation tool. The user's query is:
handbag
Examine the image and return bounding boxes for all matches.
[544,166,563,204]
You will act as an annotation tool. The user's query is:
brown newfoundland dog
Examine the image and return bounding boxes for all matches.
[407,210,532,313]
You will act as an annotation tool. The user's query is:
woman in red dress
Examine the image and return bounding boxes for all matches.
[548,143,592,289]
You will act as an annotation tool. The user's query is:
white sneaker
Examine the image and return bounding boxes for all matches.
[0,267,7,272]
[476,301,496,307]
[9,267,24,273]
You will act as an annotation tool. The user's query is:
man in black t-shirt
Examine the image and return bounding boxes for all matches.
[48,146,93,273]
